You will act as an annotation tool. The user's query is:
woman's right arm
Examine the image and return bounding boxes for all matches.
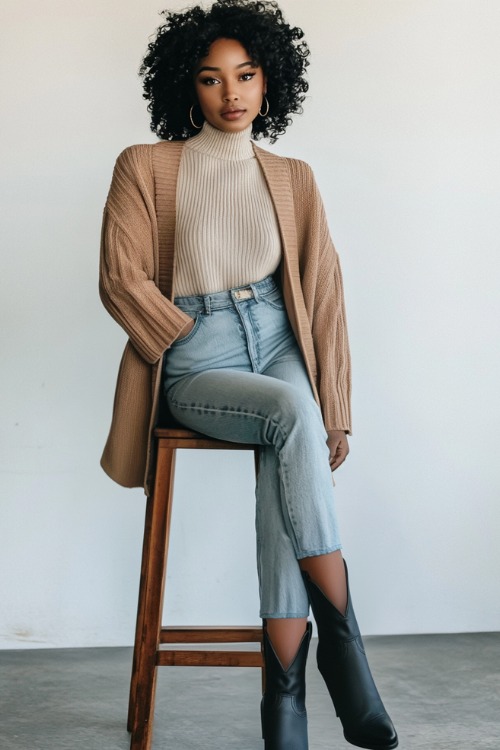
[99,146,193,363]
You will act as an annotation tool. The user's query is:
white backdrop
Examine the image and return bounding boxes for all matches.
[1,0,499,648]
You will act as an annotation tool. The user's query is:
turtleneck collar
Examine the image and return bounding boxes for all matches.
[185,120,254,161]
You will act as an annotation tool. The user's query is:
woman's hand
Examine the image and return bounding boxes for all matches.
[326,429,349,471]
[176,317,196,341]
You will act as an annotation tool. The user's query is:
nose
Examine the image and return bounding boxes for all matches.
[222,84,239,102]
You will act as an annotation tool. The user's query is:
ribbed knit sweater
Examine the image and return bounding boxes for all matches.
[174,121,281,296]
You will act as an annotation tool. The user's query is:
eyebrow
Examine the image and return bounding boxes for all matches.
[196,61,257,74]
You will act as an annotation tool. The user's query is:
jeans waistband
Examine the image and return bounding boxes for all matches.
[174,275,279,314]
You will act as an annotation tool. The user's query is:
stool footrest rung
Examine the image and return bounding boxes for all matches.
[160,626,263,644]
[156,649,263,667]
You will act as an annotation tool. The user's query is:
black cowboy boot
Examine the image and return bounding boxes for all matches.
[302,563,398,749]
[261,621,312,750]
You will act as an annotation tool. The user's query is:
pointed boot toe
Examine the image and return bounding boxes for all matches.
[344,712,398,749]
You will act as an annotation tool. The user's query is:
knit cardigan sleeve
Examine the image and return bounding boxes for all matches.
[287,159,352,434]
[99,145,192,364]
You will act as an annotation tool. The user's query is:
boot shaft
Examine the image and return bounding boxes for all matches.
[263,622,312,701]
[302,564,361,642]
[262,622,312,750]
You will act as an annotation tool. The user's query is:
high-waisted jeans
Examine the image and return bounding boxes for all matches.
[163,275,341,618]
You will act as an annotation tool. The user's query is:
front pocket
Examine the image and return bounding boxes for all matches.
[173,314,203,345]
[260,288,285,310]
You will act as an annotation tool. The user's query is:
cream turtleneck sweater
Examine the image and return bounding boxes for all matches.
[174,121,282,297]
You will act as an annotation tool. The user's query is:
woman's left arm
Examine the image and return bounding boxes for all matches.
[315,231,352,470]
[295,162,352,442]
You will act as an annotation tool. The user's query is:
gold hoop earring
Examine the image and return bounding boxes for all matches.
[189,104,203,129]
[259,96,270,117]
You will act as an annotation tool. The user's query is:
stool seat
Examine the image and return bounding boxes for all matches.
[127,426,263,750]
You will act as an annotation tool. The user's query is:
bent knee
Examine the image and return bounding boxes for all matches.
[272,384,324,431]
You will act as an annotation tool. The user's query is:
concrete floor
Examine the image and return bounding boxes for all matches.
[0,633,499,750]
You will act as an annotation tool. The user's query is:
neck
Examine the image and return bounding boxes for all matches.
[186,120,254,161]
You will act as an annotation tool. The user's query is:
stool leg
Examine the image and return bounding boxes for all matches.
[254,448,266,697]
[127,493,154,732]
[129,443,176,750]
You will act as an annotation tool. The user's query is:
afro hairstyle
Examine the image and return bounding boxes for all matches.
[140,0,310,142]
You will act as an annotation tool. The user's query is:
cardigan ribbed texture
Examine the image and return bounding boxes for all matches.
[174,121,281,296]
[100,138,351,491]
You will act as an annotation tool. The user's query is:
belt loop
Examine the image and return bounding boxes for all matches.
[203,295,212,315]
[250,282,260,303]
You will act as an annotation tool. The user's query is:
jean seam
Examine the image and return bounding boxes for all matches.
[260,611,310,619]
[170,400,276,426]
[296,543,343,559]
[234,304,259,373]
[276,450,302,557]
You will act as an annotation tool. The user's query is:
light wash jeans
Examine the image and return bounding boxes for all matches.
[163,276,341,618]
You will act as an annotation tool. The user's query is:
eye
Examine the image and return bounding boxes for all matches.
[199,76,220,86]
[240,72,256,81]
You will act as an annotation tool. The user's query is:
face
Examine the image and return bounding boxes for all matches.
[193,37,267,133]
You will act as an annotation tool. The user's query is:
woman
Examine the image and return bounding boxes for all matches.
[100,1,398,748]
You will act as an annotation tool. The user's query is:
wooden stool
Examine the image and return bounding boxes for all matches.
[127,427,264,750]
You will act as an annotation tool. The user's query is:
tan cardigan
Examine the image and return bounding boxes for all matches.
[99,139,351,493]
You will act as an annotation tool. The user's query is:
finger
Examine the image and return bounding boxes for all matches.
[330,456,346,471]
[330,455,345,471]
[330,447,348,471]
[328,442,340,463]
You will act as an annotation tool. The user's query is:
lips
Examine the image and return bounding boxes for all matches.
[221,108,246,119]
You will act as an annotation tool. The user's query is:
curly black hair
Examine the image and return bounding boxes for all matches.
[140,0,310,142]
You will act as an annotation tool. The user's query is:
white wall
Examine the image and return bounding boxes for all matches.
[1,0,499,648]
